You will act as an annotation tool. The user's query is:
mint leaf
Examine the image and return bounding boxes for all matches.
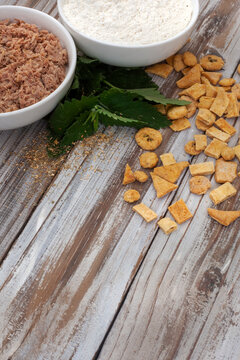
[49,96,98,136]
[128,88,191,105]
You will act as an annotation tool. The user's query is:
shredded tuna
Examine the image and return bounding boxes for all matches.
[0,19,68,113]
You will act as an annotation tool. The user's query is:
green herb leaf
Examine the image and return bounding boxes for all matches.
[93,105,147,129]
[104,68,158,90]
[128,88,191,105]
[60,111,95,146]
[49,96,98,136]
[99,89,171,128]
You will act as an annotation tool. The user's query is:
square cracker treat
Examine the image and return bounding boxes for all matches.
[209,182,237,205]
[168,199,193,224]
[157,217,177,234]
[206,126,231,143]
[132,203,158,223]
[194,134,207,151]
[160,153,176,166]
[196,108,216,126]
[198,96,215,109]
[176,64,201,89]
[234,144,240,161]
[204,138,227,159]
[170,117,191,131]
[189,162,215,176]
[145,63,173,78]
[179,83,206,100]
[215,118,236,135]
[226,93,239,118]
[215,158,237,183]
[210,87,229,117]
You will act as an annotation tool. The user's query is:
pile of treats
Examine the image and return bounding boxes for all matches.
[122,52,240,234]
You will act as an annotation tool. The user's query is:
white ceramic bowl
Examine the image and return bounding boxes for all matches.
[58,0,199,67]
[0,6,77,130]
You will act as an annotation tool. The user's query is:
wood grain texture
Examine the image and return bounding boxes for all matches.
[0,1,60,260]
[0,0,240,359]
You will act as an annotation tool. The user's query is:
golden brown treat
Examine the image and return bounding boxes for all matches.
[200,55,224,71]
[234,144,240,161]
[160,153,176,166]
[206,126,231,143]
[208,208,240,226]
[123,164,135,185]
[179,95,197,118]
[151,173,178,198]
[197,108,216,126]
[173,54,186,72]
[209,182,237,205]
[232,83,240,100]
[210,87,229,117]
[195,118,211,131]
[166,54,175,66]
[176,64,201,88]
[145,63,173,78]
[170,117,191,131]
[226,93,239,118]
[157,217,178,234]
[132,203,157,222]
[215,118,236,135]
[154,104,167,114]
[168,199,193,224]
[201,71,222,85]
[221,146,235,161]
[219,78,235,87]
[221,86,232,92]
[238,64,240,74]
[135,127,162,150]
[123,189,140,203]
[189,162,215,176]
[153,161,189,183]
[139,152,158,168]
[167,106,188,120]
[204,138,227,159]
[179,83,206,100]
[182,67,191,76]
[189,176,211,195]
[184,140,202,155]
[194,134,207,151]
[134,170,149,183]
[205,84,218,97]
[198,96,215,109]
[201,76,211,85]
[166,55,175,66]
[183,51,197,67]
[214,158,237,183]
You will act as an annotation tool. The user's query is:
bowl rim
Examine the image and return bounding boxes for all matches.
[57,0,199,49]
[0,5,77,118]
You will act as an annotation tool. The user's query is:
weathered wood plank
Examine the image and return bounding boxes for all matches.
[0,0,239,360]
[0,1,62,260]
[98,6,240,357]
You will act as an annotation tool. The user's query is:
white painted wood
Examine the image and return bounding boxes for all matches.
[0,1,239,360]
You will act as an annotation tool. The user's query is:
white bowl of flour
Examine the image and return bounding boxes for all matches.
[58,0,199,67]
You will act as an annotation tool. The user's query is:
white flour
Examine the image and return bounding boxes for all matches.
[62,0,193,45]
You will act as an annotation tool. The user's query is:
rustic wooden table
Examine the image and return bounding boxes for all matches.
[0,0,240,359]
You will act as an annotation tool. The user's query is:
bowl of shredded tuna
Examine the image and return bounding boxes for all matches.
[57,0,199,67]
[0,6,77,130]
